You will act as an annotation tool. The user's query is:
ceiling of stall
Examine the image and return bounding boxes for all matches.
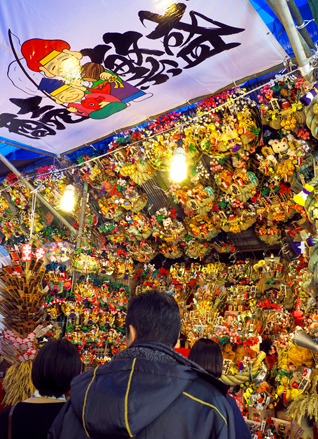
[0,0,287,156]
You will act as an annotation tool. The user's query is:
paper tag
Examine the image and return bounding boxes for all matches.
[46,212,54,225]
[222,359,232,375]
[298,376,309,391]
[260,420,266,432]
[210,312,218,325]
[35,247,46,260]
[22,243,32,261]
[302,367,312,379]
[217,316,223,326]
[294,427,304,439]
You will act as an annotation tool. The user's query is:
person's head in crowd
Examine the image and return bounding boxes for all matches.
[188,338,223,378]
[125,289,181,348]
[31,338,81,398]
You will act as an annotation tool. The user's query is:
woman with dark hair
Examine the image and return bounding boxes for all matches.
[189,338,251,439]
[0,338,81,439]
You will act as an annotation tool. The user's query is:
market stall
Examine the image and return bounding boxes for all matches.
[0,72,317,437]
[0,0,317,438]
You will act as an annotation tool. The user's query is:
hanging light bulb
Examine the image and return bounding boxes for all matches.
[170,136,187,182]
[170,147,187,182]
[60,184,76,212]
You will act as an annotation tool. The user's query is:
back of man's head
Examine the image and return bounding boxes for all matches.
[126,289,181,347]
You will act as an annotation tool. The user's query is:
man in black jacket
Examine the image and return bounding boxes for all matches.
[49,290,235,439]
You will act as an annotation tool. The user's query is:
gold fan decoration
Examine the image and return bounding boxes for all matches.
[104,147,155,185]
[185,214,219,241]
[214,168,258,203]
[120,158,155,185]
[127,241,158,262]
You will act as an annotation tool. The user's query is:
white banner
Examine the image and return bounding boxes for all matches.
[0,0,286,155]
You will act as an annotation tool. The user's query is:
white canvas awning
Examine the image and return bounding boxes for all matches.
[0,0,286,155]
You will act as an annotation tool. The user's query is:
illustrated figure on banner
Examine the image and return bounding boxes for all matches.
[17,38,146,119]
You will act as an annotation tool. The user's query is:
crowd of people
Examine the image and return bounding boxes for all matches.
[0,290,251,439]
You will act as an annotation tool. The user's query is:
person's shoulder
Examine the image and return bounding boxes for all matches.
[0,405,9,437]
[71,359,132,388]
[226,394,237,407]
[173,377,232,433]
[0,404,10,419]
[225,394,245,419]
[0,402,24,425]
[38,402,66,413]
[190,372,228,397]
[182,376,231,416]
[0,402,26,417]
[7,402,64,414]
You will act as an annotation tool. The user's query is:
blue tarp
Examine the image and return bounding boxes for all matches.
[0,136,47,160]
[251,0,318,54]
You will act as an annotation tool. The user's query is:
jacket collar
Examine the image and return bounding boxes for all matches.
[115,341,227,395]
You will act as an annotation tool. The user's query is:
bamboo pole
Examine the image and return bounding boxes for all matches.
[299,30,315,58]
[265,0,313,57]
[76,182,88,249]
[69,181,89,303]
[274,0,314,83]
[287,0,316,51]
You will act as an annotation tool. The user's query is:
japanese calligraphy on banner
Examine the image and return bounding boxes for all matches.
[0,0,286,155]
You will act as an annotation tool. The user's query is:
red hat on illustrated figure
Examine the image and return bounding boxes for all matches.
[21,38,82,78]
[22,39,70,71]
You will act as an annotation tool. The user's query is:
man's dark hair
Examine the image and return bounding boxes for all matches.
[126,289,181,347]
[188,338,223,378]
[32,338,81,398]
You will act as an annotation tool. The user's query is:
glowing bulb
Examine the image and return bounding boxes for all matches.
[60,185,76,212]
[170,147,187,182]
